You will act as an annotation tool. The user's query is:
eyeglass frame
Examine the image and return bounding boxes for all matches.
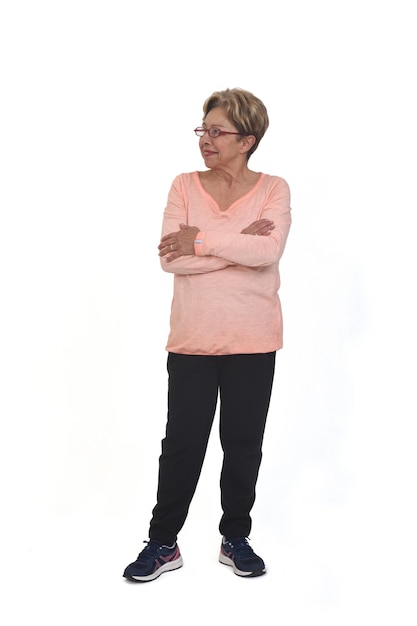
[194,126,247,138]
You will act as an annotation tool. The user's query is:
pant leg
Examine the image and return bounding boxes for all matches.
[149,353,219,544]
[218,352,276,538]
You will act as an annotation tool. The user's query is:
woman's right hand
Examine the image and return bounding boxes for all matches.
[158,223,200,262]
[241,219,275,236]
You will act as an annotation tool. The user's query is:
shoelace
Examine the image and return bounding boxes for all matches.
[137,540,167,562]
[225,537,254,558]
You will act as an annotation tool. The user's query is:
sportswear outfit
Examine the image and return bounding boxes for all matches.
[148,172,291,545]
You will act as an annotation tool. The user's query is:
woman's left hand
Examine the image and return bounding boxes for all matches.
[159,223,200,261]
[241,219,275,236]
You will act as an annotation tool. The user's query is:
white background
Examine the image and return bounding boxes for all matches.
[1,1,416,624]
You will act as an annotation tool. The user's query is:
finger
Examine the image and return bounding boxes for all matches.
[160,232,178,242]
[165,251,180,263]
[158,239,175,250]
[257,220,274,229]
[159,243,174,256]
[257,224,275,235]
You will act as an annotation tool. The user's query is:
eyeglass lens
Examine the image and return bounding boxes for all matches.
[195,128,220,137]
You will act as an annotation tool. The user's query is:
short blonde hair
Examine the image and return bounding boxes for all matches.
[202,88,269,160]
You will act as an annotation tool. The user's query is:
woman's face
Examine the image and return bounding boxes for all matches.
[199,107,244,168]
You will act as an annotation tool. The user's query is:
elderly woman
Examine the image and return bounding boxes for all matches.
[124,88,291,582]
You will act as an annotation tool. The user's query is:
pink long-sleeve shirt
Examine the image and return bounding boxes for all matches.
[160,171,291,355]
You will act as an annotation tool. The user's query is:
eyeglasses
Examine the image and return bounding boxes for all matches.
[194,127,243,138]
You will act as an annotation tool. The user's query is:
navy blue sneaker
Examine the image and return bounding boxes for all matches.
[123,540,183,582]
[219,537,266,577]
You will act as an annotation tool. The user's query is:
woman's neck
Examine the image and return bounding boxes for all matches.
[205,165,257,188]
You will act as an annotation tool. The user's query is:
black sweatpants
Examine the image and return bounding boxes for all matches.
[148,351,276,545]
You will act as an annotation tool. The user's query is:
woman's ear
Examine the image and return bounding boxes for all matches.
[239,135,256,154]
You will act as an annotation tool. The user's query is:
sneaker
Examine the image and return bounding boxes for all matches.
[123,540,183,582]
[219,536,266,577]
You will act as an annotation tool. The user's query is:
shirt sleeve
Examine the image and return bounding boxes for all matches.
[194,177,292,267]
